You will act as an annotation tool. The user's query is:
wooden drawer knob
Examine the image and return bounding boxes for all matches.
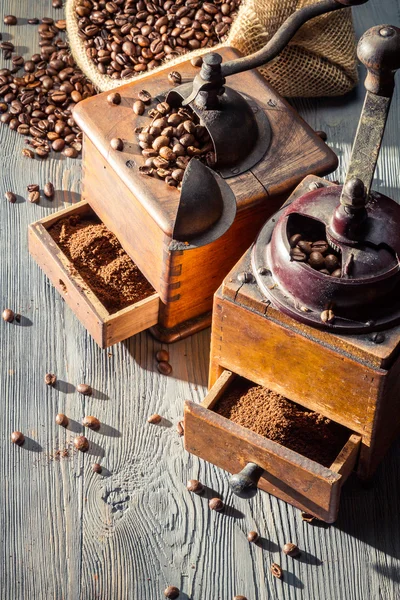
[229,462,264,496]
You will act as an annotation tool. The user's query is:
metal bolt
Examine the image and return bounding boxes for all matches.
[380,27,395,38]
[237,271,253,284]
[370,332,385,344]
[309,181,323,191]
[257,267,270,276]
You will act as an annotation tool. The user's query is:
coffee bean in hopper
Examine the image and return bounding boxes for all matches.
[164,586,180,599]
[11,431,25,446]
[2,308,15,322]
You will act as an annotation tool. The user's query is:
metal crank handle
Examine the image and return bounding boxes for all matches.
[229,462,264,496]
[221,0,368,78]
[340,25,400,211]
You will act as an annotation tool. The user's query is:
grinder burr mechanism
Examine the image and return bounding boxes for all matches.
[168,0,368,245]
[252,24,400,333]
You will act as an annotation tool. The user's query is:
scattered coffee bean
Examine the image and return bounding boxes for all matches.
[74,435,89,452]
[77,383,92,396]
[5,191,16,203]
[315,130,328,141]
[233,596,248,600]
[187,479,204,494]
[44,373,57,386]
[28,190,40,204]
[156,349,169,362]
[11,431,25,446]
[168,71,182,85]
[209,498,224,511]
[27,184,39,192]
[4,15,18,25]
[157,361,173,376]
[83,416,100,430]
[93,463,102,474]
[301,512,317,523]
[53,0,63,8]
[270,563,283,579]
[44,182,55,198]
[247,531,259,543]
[133,100,145,115]
[55,413,69,427]
[22,149,34,159]
[191,56,203,67]
[2,308,15,322]
[110,137,124,151]
[176,420,184,436]
[147,413,162,424]
[107,92,121,105]
[283,542,301,557]
[28,18,40,25]
[164,586,180,599]
[138,90,151,104]
[320,309,335,324]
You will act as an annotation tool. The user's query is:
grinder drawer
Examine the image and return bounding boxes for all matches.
[29,200,160,348]
[184,370,361,523]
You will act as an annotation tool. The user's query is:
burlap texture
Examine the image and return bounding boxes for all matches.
[66,0,358,97]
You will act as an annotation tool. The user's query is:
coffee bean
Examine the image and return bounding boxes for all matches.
[83,416,100,430]
[28,190,40,204]
[233,596,248,600]
[77,383,92,396]
[27,184,39,193]
[156,349,169,362]
[308,251,325,270]
[11,431,25,445]
[74,435,89,452]
[325,254,339,272]
[147,413,162,424]
[283,542,301,557]
[53,0,63,8]
[270,563,283,579]
[138,90,151,104]
[290,247,306,262]
[157,361,172,376]
[247,531,259,543]
[209,497,224,511]
[320,309,335,324]
[176,420,184,436]
[133,100,145,115]
[28,18,40,25]
[298,240,312,255]
[311,240,328,254]
[22,148,34,159]
[110,137,123,151]
[289,234,302,248]
[320,269,331,275]
[93,463,102,474]
[164,586,180,599]
[44,182,55,198]
[44,373,57,386]
[301,512,317,523]
[52,138,65,152]
[168,71,182,85]
[5,191,16,203]
[56,413,69,427]
[4,15,18,26]
[191,56,203,67]
[107,92,121,105]
[2,308,15,322]
[315,130,328,141]
[331,268,342,278]
[187,479,204,494]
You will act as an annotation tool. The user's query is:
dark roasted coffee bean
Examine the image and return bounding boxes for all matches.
[28,190,40,203]
[77,383,92,396]
[290,247,306,262]
[2,308,15,322]
[311,240,329,254]
[283,542,301,557]
[107,91,121,105]
[27,184,39,192]
[289,233,302,248]
[325,254,339,272]
[93,463,102,474]
[168,71,182,85]
[133,100,145,115]
[191,56,203,67]
[331,268,342,278]
[187,479,204,494]
[138,90,151,104]
[308,251,325,270]
[11,431,25,446]
[5,191,16,204]
[110,137,123,151]
[270,563,283,579]
[156,349,169,362]
[164,586,180,599]
[147,413,162,424]
[44,182,55,198]
[52,138,65,152]
[233,596,248,600]
[157,361,172,375]
[298,240,312,255]
[28,18,40,25]
[321,309,335,324]
[247,531,259,543]
[176,420,184,436]
[56,413,69,427]
[53,0,63,8]
[209,497,224,511]
[22,148,35,158]
[74,435,89,452]
[4,15,18,26]
[44,373,57,386]
[83,416,101,430]
[63,147,78,158]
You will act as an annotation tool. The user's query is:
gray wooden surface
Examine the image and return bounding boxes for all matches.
[1,1,400,598]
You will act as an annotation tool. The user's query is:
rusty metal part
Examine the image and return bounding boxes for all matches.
[172,158,236,247]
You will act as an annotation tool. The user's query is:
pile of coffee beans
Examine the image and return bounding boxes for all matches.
[0,18,95,158]
[289,234,341,277]
[75,0,240,79]
[135,92,214,189]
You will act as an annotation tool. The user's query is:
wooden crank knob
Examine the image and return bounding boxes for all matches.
[229,462,264,496]
[357,25,400,96]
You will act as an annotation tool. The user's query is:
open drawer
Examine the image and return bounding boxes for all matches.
[184,370,361,523]
[28,200,160,348]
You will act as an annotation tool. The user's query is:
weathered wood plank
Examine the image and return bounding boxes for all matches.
[0,0,400,599]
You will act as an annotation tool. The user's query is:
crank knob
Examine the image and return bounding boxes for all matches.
[229,462,264,496]
[357,25,400,96]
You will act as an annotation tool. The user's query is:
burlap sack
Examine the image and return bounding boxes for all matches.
[66,0,358,98]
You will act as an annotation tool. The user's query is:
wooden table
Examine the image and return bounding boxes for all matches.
[1,1,399,598]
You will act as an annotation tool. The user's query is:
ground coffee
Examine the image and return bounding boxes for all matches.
[214,378,349,467]
[49,214,155,313]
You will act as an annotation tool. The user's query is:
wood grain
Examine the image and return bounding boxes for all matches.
[1,0,400,599]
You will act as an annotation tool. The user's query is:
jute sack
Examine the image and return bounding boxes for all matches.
[66,0,357,98]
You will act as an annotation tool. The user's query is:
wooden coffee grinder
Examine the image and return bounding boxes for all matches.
[29,0,366,347]
[185,25,400,522]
